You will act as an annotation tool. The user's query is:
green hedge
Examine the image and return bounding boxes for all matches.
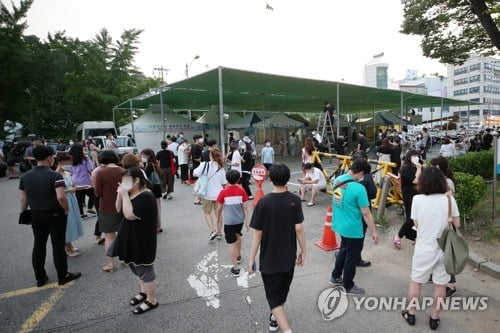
[448,150,494,180]
[454,172,487,219]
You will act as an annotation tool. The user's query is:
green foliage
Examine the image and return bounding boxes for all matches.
[448,150,494,179]
[401,0,500,64]
[0,0,161,139]
[454,172,487,219]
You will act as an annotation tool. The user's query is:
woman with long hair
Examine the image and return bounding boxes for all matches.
[193,148,227,241]
[375,138,392,184]
[402,167,460,330]
[94,150,125,272]
[240,142,254,199]
[141,149,163,232]
[115,167,159,314]
[55,152,84,257]
[69,143,96,217]
[301,137,315,167]
[393,150,422,249]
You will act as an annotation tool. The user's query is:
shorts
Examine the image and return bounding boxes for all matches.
[99,213,120,233]
[261,268,295,310]
[411,251,450,285]
[302,184,327,191]
[224,223,243,244]
[129,263,156,283]
[202,199,217,214]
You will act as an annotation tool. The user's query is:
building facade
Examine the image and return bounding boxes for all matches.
[363,53,389,89]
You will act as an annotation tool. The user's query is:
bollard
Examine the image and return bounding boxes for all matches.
[376,175,391,221]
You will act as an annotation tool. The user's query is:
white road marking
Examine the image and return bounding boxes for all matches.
[187,250,221,309]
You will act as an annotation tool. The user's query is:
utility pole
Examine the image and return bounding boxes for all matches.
[153,66,169,84]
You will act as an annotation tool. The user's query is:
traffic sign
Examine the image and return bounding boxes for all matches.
[251,164,267,181]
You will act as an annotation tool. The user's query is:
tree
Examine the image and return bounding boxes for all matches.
[401,0,500,64]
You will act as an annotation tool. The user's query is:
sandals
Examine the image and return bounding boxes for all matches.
[101,265,115,272]
[133,300,159,315]
[401,310,415,326]
[129,292,147,306]
[393,235,402,249]
[429,316,440,330]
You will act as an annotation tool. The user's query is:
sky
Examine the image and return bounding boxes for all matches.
[19,0,448,85]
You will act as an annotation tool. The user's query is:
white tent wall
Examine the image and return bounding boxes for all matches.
[120,111,202,152]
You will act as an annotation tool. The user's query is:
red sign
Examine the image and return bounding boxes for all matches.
[251,164,268,181]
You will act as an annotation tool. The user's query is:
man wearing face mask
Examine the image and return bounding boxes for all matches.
[19,145,82,287]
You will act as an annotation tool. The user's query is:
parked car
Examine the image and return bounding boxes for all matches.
[93,135,137,157]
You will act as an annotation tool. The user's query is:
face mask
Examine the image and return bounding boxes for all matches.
[69,140,74,145]
[266,143,271,147]
[141,157,148,163]
[121,179,134,191]
[411,156,419,164]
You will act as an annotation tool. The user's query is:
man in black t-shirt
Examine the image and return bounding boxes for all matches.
[201,139,217,162]
[19,145,81,287]
[248,163,306,333]
[357,131,369,153]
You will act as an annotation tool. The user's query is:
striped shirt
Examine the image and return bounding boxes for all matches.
[216,185,248,225]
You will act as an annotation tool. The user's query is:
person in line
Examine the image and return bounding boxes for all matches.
[201,139,217,162]
[374,138,392,184]
[156,141,175,200]
[301,137,315,169]
[121,153,141,170]
[19,145,81,287]
[105,133,119,155]
[351,151,377,268]
[333,135,347,156]
[87,136,100,167]
[439,137,456,158]
[329,158,379,295]
[227,141,242,177]
[167,136,179,178]
[69,143,96,218]
[115,167,159,315]
[191,135,204,205]
[240,142,254,199]
[393,150,422,249]
[55,153,84,257]
[91,154,106,245]
[356,131,369,153]
[260,140,275,171]
[297,163,326,207]
[177,139,190,185]
[248,163,306,333]
[481,128,493,150]
[216,170,249,277]
[141,149,163,233]
[94,150,124,272]
[402,167,460,330]
[390,136,403,175]
[193,148,227,241]
[288,132,297,157]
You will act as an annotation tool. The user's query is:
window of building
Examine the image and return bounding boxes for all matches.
[454,77,468,85]
[469,86,480,94]
[453,88,468,96]
[469,63,481,71]
[484,74,500,83]
[469,98,481,103]
[484,85,500,94]
[453,66,468,75]
[469,75,480,82]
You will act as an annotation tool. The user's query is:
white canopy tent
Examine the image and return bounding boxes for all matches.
[120,110,202,152]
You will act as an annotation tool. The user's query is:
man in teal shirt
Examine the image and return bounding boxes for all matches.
[329,158,379,295]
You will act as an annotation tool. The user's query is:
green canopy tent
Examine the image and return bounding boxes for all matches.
[114,67,475,154]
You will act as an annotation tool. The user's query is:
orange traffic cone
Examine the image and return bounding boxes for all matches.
[315,205,340,251]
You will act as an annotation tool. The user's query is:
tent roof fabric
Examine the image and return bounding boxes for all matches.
[253,113,305,129]
[226,112,262,129]
[115,67,474,114]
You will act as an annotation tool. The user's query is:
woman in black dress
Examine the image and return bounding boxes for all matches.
[240,142,254,199]
[115,167,159,314]
[393,150,422,249]
[140,149,163,233]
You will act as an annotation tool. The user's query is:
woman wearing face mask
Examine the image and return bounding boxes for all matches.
[94,150,125,272]
[393,150,422,249]
[140,149,163,233]
[68,143,96,218]
[260,139,275,171]
[115,167,159,314]
[55,152,84,257]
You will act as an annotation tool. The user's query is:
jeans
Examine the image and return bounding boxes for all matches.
[331,236,364,290]
[31,210,68,281]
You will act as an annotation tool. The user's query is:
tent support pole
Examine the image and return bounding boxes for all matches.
[400,92,404,130]
[159,87,165,139]
[218,67,225,156]
[373,104,376,140]
[336,82,340,139]
[440,95,444,130]
[129,99,135,140]
[467,102,470,128]
[261,94,266,143]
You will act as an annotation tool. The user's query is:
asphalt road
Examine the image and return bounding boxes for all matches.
[1,156,499,333]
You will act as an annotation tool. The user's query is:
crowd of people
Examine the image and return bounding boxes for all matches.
[10,123,473,332]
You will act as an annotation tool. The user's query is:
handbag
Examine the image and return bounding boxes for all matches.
[169,151,177,176]
[193,162,210,197]
[19,209,31,225]
[437,195,469,275]
[149,169,161,185]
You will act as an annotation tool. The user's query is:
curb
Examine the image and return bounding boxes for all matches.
[468,251,500,280]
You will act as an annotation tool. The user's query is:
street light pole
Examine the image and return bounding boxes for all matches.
[185,55,200,79]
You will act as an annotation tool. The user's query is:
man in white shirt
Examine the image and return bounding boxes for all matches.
[312,130,323,144]
[105,133,119,154]
[167,136,179,157]
[298,163,327,206]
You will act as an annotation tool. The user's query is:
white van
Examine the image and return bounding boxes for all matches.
[76,121,117,142]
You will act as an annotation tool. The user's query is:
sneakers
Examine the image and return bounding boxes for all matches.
[357,259,371,267]
[236,256,242,265]
[36,275,48,287]
[87,209,97,215]
[208,231,217,241]
[328,277,343,286]
[269,313,279,332]
[345,284,365,295]
[230,267,240,278]
[216,232,223,240]
[167,194,173,200]
[446,286,457,297]
[58,272,82,285]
